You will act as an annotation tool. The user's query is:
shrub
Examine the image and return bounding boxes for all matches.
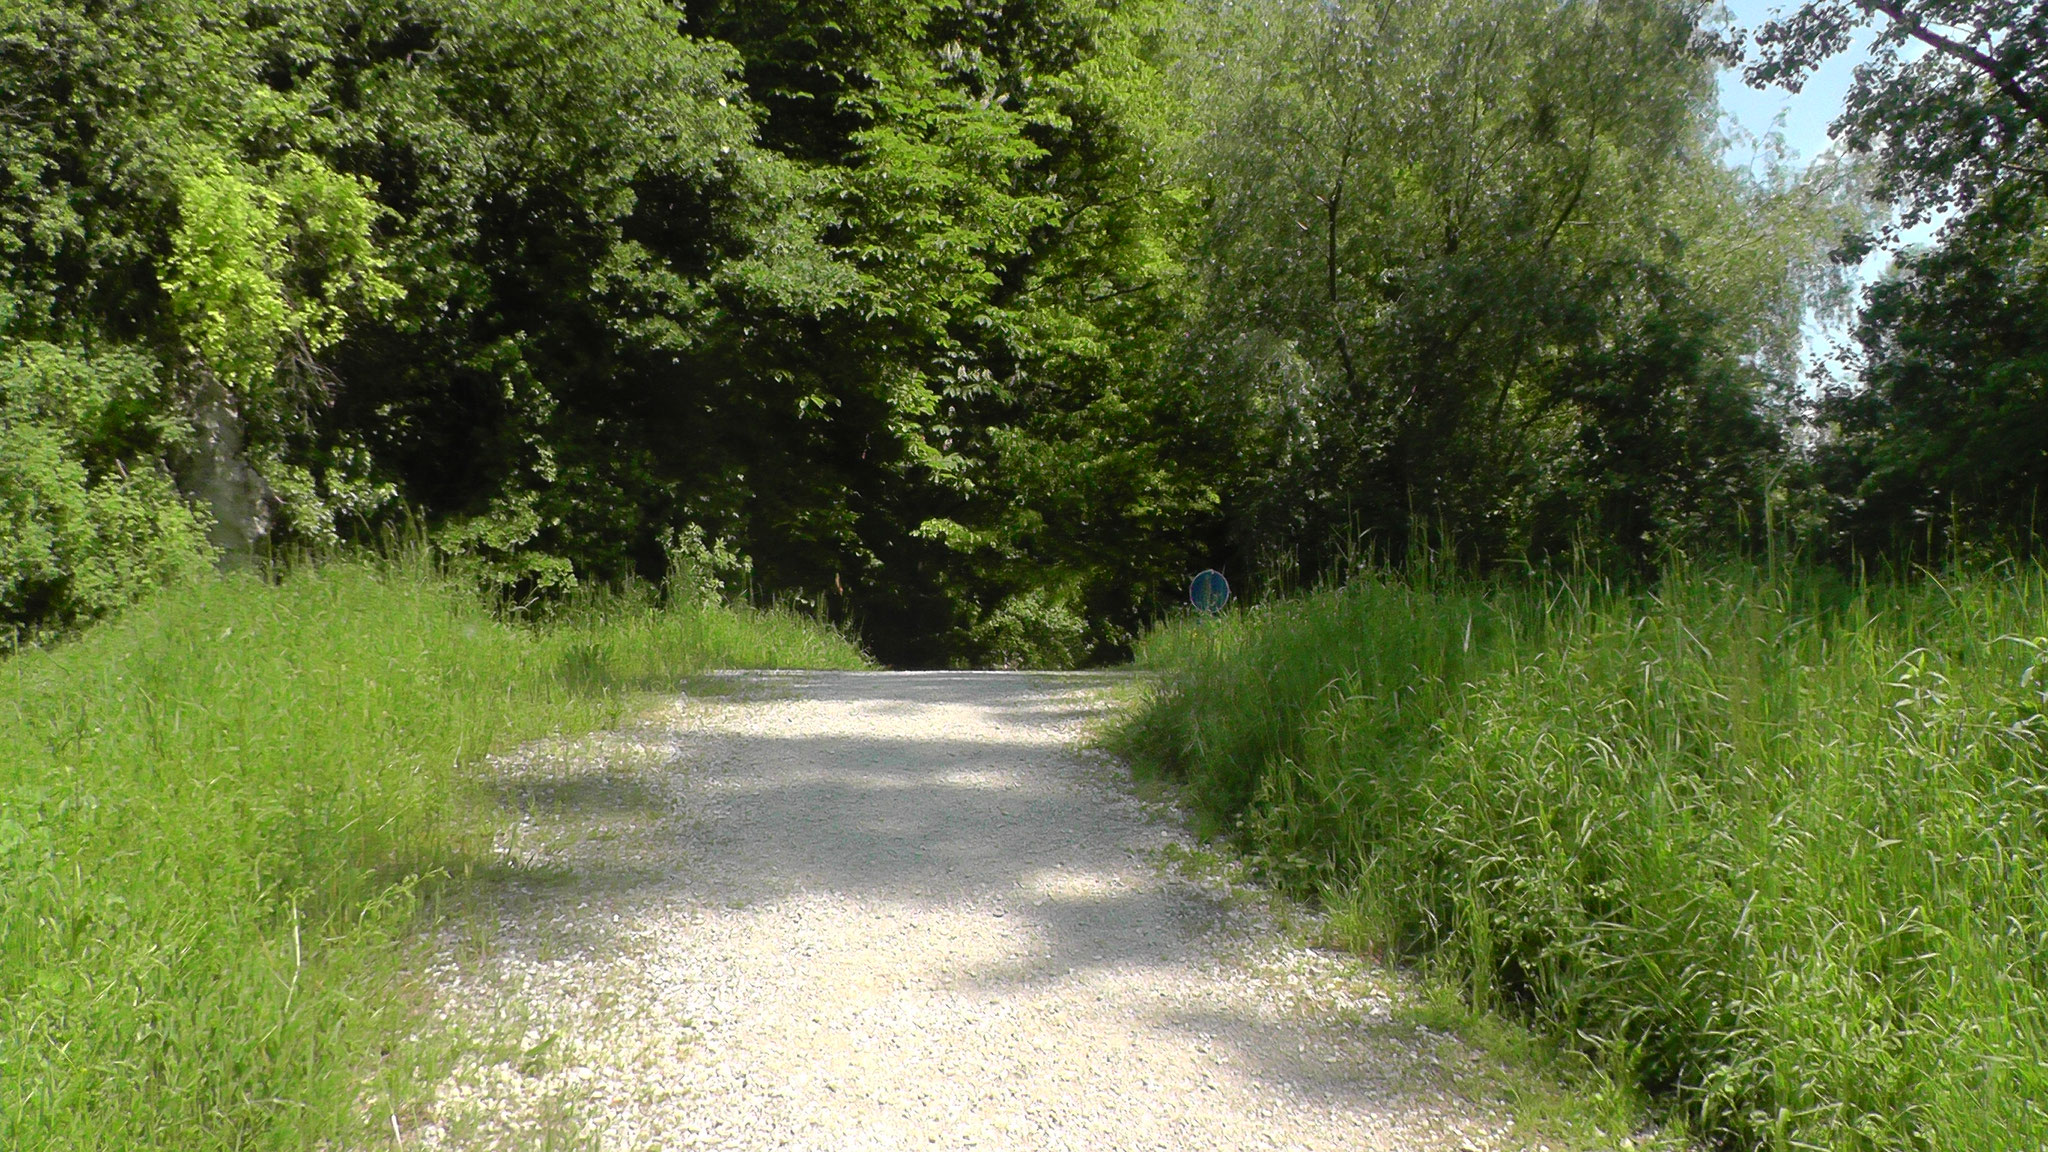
[0,341,211,640]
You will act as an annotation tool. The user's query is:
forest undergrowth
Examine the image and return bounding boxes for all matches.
[1114,562,2048,1151]
[0,560,863,1151]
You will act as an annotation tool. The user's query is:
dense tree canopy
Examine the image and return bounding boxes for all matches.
[1,0,1199,661]
[1749,0,2045,219]
[1172,0,1849,575]
[1743,0,2048,557]
[1,0,2034,658]
[1816,184,2048,554]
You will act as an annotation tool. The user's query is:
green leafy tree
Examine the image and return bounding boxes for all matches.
[310,0,847,596]
[680,0,1201,663]
[1748,0,2046,219]
[1817,187,2048,554]
[1747,2,2048,556]
[0,0,1866,655]
[0,0,397,631]
[0,336,210,638]
[1171,0,1843,574]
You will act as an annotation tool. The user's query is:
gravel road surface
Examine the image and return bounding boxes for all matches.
[416,671,1510,1151]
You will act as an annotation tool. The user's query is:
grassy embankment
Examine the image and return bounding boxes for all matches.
[0,562,863,1150]
[1116,564,2048,1150]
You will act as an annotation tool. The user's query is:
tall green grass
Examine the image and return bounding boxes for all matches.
[0,562,862,1150]
[1116,564,2048,1150]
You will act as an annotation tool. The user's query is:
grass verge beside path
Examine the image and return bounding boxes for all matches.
[0,562,863,1151]
[1113,564,2048,1151]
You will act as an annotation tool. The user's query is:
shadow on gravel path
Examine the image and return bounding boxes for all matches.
[417,671,1511,1152]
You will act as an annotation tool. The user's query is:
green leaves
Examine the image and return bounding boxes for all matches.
[1175,0,1845,571]
[166,155,399,393]
[166,165,296,391]
[0,342,210,638]
[0,0,1937,656]
[1747,0,2047,218]
[1818,185,2048,556]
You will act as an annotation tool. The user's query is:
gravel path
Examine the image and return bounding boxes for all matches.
[415,671,1511,1151]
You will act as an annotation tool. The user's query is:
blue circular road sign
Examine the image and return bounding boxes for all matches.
[1189,569,1230,613]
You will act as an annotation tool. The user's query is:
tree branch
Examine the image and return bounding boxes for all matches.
[1866,1,2048,132]
[1083,280,1158,304]
[1328,124,1362,404]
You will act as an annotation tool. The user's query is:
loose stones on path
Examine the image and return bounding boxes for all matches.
[413,672,1511,1152]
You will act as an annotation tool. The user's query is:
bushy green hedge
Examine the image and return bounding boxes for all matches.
[1117,566,2048,1150]
[1,341,212,639]
[0,562,861,1150]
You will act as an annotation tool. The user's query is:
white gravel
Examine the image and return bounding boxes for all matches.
[413,670,1511,1151]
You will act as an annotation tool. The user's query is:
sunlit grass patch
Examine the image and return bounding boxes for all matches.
[1115,563,2048,1151]
[0,561,862,1150]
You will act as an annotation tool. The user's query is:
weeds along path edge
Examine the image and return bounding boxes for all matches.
[1113,565,2048,1152]
[0,564,862,1152]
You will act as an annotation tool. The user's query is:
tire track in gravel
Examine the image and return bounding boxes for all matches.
[415,670,1513,1151]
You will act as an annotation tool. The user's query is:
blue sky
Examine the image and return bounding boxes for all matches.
[1714,0,1875,172]
[1711,2,1945,382]
[1714,0,1886,381]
